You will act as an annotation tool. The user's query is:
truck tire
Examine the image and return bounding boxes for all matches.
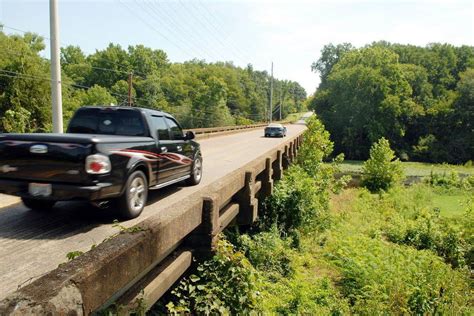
[117,170,148,219]
[186,155,202,185]
[21,197,56,211]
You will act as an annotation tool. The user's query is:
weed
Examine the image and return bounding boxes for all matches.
[112,219,145,234]
[66,250,84,261]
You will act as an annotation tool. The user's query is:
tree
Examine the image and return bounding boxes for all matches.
[311,43,353,87]
[321,47,412,158]
[76,85,117,106]
[362,138,404,192]
[310,42,473,163]
[61,45,91,85]
[0,31,52,132]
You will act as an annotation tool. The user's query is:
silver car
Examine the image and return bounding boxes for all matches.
[264,123,287,137]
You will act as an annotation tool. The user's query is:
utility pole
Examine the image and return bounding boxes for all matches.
[269,62,273,123]
[50,0,63,133]
[279,83,282,121]
[128,71,133,106]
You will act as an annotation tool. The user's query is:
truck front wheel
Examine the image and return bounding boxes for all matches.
[117,170,148,219]
[21,198,56,211]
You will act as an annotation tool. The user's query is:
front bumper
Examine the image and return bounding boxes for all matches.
[0,179,119,201]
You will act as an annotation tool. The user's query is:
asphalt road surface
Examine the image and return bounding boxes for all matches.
[0,121,307,300]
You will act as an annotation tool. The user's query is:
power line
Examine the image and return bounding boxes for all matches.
[117,0,198,61]
[0,69,154,105]
[144,1,221,61]
[133,0,208,59]
[164,0,233,63]
[199,0,256,63]
[1,24,148,77]
[0,70,266,123]
[190,0,251,65]
[176,0,246,65]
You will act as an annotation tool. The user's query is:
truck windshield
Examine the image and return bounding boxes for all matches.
[67,108,147,136]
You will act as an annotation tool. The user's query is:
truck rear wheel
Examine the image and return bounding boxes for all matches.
[21,198,56,211]
[117,170,148,219]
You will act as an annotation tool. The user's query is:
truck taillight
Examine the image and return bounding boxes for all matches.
[86,154,111,174]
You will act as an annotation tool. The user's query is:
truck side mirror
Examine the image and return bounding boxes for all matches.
[185,131,195,140]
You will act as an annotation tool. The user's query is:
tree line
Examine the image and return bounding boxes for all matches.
[0,30,307,133]
[309,42,473,164]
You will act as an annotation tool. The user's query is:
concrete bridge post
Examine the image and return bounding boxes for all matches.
[272,150,283,181]
[283,146,290,169]
[259,158,273,198]
[186,196,220,257]
[234,172,258,225]
[288,142,294,163]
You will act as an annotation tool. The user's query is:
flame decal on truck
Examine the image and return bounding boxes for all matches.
[110,149,193,165]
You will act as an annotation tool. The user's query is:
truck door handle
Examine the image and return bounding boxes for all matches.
[177,145,182,152]
[161,147,168,153]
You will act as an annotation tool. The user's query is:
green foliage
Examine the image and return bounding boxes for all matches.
[0,31,52,132]
[231,228,350,315]
[373,186,470,268]
[75,84,117,106]
[66,250,84,261]
[1,107,32,133]
[262,116,346,234]
[311,42,474,163]
[111,219,144,234]
[0,30,306,132]
[428,170,474,190]
[262,165,325,234]
[319,186,472,314]
[297,116,333,176]
[165,239,258,315]
[326,234,470,315]
[362,137,404,192]
[238,227,295,278]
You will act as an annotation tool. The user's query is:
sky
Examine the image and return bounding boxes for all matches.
[1,0,473,95]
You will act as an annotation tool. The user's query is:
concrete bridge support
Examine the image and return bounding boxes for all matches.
[258,158,274,198]
[272,150,283,181]
[235,171,258,226]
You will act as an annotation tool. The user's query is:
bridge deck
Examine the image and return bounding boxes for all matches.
[0,123,306,302]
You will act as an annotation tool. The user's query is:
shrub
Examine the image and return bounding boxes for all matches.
[427,170,474,190]
[318,184,473,314]
[325,234,471,315]
[297,116,334,177]
[239,229,350,315]
[260,116,347,234]
[238,227,295,278]
[164,239,258,314]
[352,185,471,268]
[261,165,329,234]
[362,137,404,192]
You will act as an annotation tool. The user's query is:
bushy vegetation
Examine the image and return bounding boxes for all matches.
[309,42,474,163]
[427,170,474,190]
[0,31,306,132]
[362,137,404,192]
[160,239,258,315]
[158,115,472,314]
[261,165,328,234]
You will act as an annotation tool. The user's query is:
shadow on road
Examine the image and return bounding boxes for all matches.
[0,183,183,241]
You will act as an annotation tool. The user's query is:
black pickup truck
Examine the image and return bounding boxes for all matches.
[0,106,202,219]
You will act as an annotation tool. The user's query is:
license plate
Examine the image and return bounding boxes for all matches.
[29,183,52,197]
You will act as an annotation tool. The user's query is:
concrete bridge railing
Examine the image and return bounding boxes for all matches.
[0,131,305,315]
[185,120,291,140]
